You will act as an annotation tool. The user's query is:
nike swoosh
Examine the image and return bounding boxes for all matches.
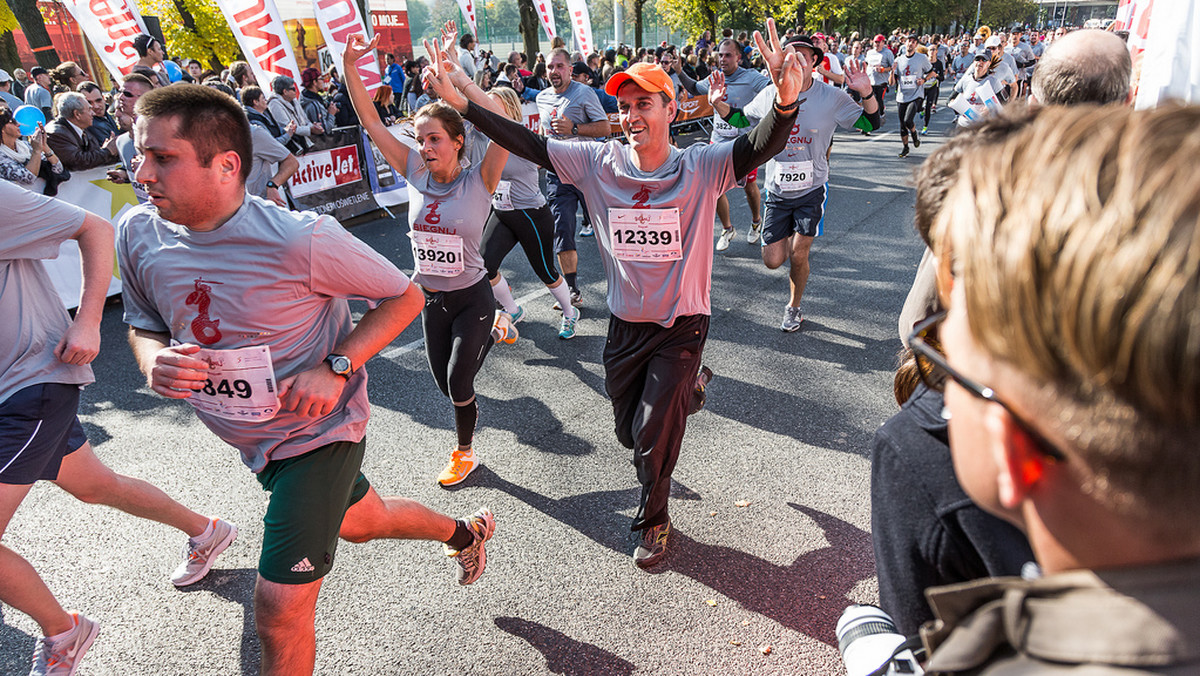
[480,316,489,321]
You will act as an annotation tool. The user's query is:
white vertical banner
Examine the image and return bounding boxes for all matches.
[565,0,593,54]
[213,0,302,85]
[1134,0,1198,109]
[313,0,384,95]
[534,0,556,41]
[59,0,149,80]
[455,0,479,39]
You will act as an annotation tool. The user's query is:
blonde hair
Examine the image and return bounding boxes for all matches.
[488,86,522,122]
[934,104,1200,532]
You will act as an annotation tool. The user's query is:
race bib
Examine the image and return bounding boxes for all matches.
[189,345,280,421]
[901,74,918,89]
[411,231,465,276]
[778,160,814,192]
[608,207,682,261]
[713,116,739,138]
[492,180,513,210]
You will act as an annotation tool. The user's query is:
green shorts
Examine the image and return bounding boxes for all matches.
[255,438,371,584]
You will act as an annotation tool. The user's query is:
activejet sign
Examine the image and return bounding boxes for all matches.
[289,145,362,197]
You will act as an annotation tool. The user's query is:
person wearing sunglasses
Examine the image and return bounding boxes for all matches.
[0,107,67,195]
[913,104,1200,674]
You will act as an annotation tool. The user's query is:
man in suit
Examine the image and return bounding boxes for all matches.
[78,81,120,145]
[46,91,118,171]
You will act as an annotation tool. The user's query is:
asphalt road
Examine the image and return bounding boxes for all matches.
[2,93,955,675]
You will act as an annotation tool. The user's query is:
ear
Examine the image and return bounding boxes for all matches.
[218,149,242,183]
[985,403,1048,510]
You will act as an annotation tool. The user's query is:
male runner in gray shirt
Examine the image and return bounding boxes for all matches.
[118,84,494,675]
[672,38,772,249]
[536,48,611,306]
[426,19,803,568]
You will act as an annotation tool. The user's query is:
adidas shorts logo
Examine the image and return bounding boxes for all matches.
[291,557,315,573]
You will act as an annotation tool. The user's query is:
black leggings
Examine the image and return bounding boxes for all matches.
[482,205,560,285]
[923,86,939,120]
[421,276,495,405]
[898,100,921,140]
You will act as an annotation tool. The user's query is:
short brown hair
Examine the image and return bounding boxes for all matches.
[135,83,252,183]
[936,103,1200,533]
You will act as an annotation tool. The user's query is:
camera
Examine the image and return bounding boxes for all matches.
[837,605,924,676]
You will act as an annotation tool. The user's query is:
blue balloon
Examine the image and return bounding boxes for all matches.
[164,60,183,83]
[13,105,44,136]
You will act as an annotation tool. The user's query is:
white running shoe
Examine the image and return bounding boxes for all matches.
[30,612,99,676]
[715,228,736,252]
[171,518,237,587]
[746,223,762,244]
[781,306,804,332]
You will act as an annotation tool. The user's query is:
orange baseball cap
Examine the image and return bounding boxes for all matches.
[605,62,675,98]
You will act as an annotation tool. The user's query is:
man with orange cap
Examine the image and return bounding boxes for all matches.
[425,19,804,568]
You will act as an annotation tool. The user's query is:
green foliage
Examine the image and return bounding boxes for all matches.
[0,3,19,35]
[141,0,242,67]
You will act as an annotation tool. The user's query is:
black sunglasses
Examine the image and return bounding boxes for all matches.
[908,311,1068,462]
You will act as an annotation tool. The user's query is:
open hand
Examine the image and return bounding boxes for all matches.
[753,18,804,107]
[421,37,469,112]
[843,59,872,96]
[706,70,727,107]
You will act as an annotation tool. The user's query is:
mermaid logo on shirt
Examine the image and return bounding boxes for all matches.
[632,185,653,208]
[185,278,223,345]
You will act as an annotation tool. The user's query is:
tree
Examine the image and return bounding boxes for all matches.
[517,0,540,64]
[10,0,59,68]
[140,0,243,70]
[0,2,20,72]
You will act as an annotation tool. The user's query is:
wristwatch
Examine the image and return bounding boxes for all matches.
[325,353,353,379]
[266,180,279,190]
[571,121,578,135]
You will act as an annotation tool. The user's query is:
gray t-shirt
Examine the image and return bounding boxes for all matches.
[744,81,863,199]
[866,48,895,86]
[496,153,546,211]
[404,153,491,291]
[536,81,607,141]
[23,83,51,112]
[894,51,933,102]
[116,195,411,472]
[691,67,771,142]
[0,181,91,404]
[547,139,736,326]
[246,124,292,199]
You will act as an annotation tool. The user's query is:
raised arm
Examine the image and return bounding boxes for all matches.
[342,33,417,178]
[423,37,509,191]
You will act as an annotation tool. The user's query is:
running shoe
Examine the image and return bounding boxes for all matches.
[558,309,579,340]
[492,312,519,345]
[579,224,594,237]
[551,289,583,311]
[171,518,238,587]
[438,448,478,486]
[746,222,762,244]
[444,508,495,585]
[898,146,910,158]
[30,613,99,676]
[508,305,525,324]
[715,228,736,252]
[633,519,671,568]
[860,129,871,136]
[781,306,804,332]
[913,133,921,148]
[921,126,928,135]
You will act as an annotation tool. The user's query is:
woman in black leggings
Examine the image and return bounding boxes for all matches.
[344,33,510,486]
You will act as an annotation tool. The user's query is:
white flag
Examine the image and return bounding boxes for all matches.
[1133,0,1199,108]
[59,0,149,80]
[313,0,383,95]
[534,0,556,41]
[213,0,303,86]
[564,0,592,54]
[455,0,479,39]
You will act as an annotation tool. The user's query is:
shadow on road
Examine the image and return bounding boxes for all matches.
[494,616,637,675]
[179,567,259,675]
[477,467,874,646]
[0,607,35,675]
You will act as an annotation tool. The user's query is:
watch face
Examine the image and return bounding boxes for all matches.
[330,355,352,374]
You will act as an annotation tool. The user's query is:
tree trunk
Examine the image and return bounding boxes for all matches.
[633,0,644,48]
[795,1,806,32]
[0,31,20,73]
[517,0,539,67]
[170,0,223,71]
[11,1,59,68]
[706,7,717,42]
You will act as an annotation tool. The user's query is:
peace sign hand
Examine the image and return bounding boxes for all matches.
[422,37,469,112]
[752,18,804,107]
[343,33,379,68]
